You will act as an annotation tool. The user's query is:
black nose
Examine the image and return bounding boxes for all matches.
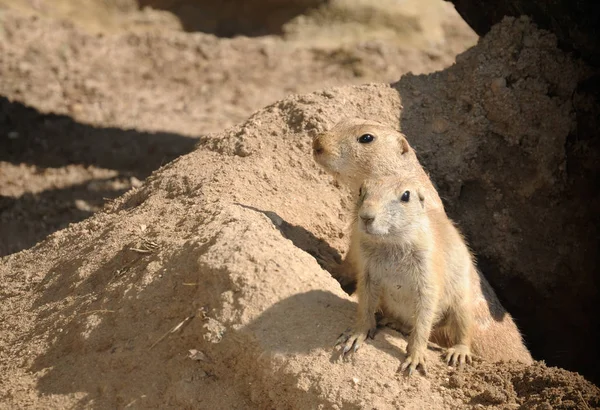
[313,138,324,154]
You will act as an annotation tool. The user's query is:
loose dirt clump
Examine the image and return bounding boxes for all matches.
[0,13,599,409]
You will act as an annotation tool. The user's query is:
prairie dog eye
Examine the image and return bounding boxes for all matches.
[358,134,375,144]
[359,186,363,197]
[400,191,410,202]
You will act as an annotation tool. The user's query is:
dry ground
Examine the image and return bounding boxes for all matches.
[1,1,599,409]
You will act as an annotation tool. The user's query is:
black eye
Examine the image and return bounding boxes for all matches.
[401,191,410,202]
[359,187,363,197]
[358,134,375,144]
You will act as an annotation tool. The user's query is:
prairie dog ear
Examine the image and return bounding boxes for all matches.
[417,189,425,208]
[398,134,410,155]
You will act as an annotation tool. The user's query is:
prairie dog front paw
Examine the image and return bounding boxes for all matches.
[445,344,472,366]
[399,346,427,376]
[335,326,377,357]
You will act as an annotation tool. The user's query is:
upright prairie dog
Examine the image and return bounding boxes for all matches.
[336,177,533,373]
[313,118,442,292]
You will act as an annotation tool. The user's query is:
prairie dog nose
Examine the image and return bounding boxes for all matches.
[360,213,375,225]
[312,136,324,154]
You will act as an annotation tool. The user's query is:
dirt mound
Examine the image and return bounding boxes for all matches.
[136,0,324,35]
[0,2,476,257]
[1,15,599,408]
[447,0,600,67]
[393,17,600,382]
[0,0,475,45]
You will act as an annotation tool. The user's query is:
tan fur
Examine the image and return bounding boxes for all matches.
[336,177,533,371]
[312,118,443,290]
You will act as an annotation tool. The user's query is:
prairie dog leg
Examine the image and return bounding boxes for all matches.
[330,228,361,294]
[445,302,473,366]
[330,256,358,294]
[335,269,380,356]
[400,283,437,376]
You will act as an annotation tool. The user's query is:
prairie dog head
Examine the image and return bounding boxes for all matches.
[356,178,427,243]
[312,119,414,192]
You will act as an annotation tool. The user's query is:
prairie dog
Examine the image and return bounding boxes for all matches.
[313,118,443,292]
[312,118,443,208]
[336,177,533,374]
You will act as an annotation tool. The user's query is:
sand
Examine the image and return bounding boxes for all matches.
[1,1,599,409]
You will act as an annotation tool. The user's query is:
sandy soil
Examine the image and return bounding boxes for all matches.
[0,0,475,257]
[1,1,599,409]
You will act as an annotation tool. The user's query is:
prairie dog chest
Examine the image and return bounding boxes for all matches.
[363,243,421,285]
[367,254,415,290]
[363,245,422,316]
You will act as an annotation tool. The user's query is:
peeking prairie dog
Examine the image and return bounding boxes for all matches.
[313,118,443,207]
[335,177,533,374]
[312,118,442,292]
